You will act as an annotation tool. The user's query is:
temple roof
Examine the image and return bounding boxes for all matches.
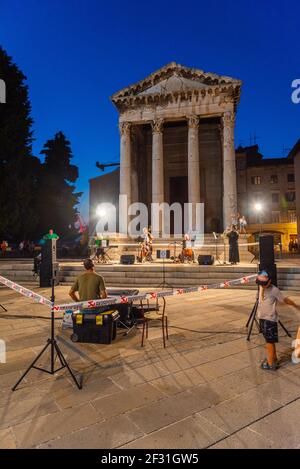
[111,62,242,111]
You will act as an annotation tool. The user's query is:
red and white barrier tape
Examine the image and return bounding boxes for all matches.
[0,273,257,312]
[0,275,52,307]
[53,274,257,312]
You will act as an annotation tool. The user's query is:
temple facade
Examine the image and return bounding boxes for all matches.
[110,62,242,233]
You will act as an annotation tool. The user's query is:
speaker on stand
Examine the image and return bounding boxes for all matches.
[258,234,277,286]
[40,239,59,287]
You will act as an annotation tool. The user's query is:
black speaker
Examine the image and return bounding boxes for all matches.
[198,255,214,265]
[259,234,277,286]
[120,254,135,265]
[259,235,275,267]
[41,239,57,263]
[40,262,59,287]
[157,249,170,259]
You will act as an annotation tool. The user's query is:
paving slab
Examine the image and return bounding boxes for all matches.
[1,284,300,448]
[122,414,228,449]
[38,415,144,449]
[12,402,103,448]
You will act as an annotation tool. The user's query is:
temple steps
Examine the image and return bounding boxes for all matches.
[1,262,300,291]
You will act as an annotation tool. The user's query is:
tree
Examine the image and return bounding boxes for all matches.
[0,46,41,241]
[37,131,82,238]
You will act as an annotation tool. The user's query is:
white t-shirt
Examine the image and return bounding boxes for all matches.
[257,285,285,322]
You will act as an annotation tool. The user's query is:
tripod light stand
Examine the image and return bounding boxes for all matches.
[246,286,292,341]
[12,279,82,391]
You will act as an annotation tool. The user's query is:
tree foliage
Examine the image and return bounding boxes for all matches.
[0,47,82,242]
[37,131,82,238]
[0,46,40,240]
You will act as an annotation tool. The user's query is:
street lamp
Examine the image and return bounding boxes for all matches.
[254,203,263,233]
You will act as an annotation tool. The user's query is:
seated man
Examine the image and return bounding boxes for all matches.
[69,258,107,303]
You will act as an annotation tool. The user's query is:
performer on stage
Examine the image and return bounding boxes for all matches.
[227,225,240,264]
[140,227,153,262]
[180,233,194,262]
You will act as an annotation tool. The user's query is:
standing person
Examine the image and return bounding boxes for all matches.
[231,212,238,228]
[1,240,8,256]
[239,215,247,234]
[19,241,24,255]
[43,229,59,241]
[147,226,154,261]
[256,270,300,370]
[227,225,240,264]
[69,258,107,303]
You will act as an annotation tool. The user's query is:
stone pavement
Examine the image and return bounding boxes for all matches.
[0,284,300,449]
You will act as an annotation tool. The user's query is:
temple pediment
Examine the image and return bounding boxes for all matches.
[111,62,242,110]
[139,74,210,95]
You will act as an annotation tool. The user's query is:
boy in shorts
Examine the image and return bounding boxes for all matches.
[256,270,300,370]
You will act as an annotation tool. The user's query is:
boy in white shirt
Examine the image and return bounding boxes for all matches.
[256,270,300,370]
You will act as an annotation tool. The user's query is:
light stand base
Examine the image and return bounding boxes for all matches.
[12,278,82,391]
[246,298,292,341]
[12,338,82,391]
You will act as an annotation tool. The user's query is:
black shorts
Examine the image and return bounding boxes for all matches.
[259,319,278,344]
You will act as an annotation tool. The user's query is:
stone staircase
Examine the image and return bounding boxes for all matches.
[1,261,300,291]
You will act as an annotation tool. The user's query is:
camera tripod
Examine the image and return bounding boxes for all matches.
[12,279,82,391]
[246,289,292,341]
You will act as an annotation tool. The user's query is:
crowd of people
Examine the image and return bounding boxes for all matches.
[289,239,299,252]
[0,239,36,256]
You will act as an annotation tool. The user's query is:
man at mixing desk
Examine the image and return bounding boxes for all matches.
[69,258,107,302]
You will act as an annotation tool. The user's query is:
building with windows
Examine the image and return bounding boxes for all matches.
[236,145,297,249]
[288,139,300,248]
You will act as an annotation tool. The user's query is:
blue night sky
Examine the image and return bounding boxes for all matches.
[1,0,299,220]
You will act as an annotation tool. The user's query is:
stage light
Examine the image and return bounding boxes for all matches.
[96,206,107,218]
[254,203,263,233]
[254,203,262,212]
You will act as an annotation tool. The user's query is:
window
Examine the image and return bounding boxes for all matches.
[251,176,261,185]
[285,191,296,202]
[271,193,279,203]
[271,211,280,223]
[288,210,297,223]
[270,175,278,184]
[287,173,295,183]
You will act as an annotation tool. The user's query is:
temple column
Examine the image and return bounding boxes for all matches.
[222,110,237,230]
[151,118,164,234]
[119,122,132,206]
[188,115,201,231]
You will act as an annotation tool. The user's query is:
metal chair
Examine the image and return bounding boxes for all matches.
[140,297,168,348]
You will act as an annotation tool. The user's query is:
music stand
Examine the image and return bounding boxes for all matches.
[213,232,222,265]
[12,279,82,391]
[157,249,173,289]
[169,241,180,263]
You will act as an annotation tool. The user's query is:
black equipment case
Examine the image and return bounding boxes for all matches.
[71,309,119,344]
